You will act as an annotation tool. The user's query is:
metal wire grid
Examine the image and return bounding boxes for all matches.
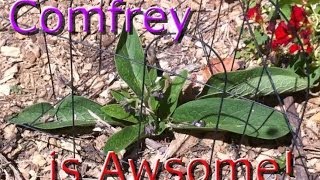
[0,0,315,179]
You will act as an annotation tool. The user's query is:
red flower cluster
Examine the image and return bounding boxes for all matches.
[271,5,313,54]
[246,4,263,23]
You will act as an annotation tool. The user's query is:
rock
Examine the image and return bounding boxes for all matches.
[1,46,20,58]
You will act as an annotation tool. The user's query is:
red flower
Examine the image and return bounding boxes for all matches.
[289,43,300,54]
[299,28,312,39]
[272,21,293,49]
[275,21,291,40]
[246,4,263,23]
[289,5,308,29]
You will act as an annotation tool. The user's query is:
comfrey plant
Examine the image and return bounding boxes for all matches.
[9,23,316,154]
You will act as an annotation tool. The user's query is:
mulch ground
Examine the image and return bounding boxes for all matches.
[0,0,319,179]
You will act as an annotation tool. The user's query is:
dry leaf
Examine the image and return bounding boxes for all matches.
[32,153,47,167]
[0,64,18,84]
[3,124,17,140]
[163,132,199,160]
[1,46,20,58]
[0,84,11,96]
[201,57,240,82]
[310,112,320,124]
[176,135,199,156]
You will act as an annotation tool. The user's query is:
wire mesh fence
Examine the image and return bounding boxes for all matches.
[0,0,318,179]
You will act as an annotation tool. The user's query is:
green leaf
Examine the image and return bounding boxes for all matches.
[101,104,138,123]
[200,67,308,98]
[104,124,146,153]
[149,96,159,113]
[111,90,131,103]
[9,102,53,125]
[280,4,291,20]
[9,96,117,129]
[157,122,167,135]
[310,66,320,85]
[171,98,290,139]
[159,70,188,119]
[254,30,268,46]
[276,154,287,170]
[115,25,150,96]
[276,0,319,7]
[149,68,158,87]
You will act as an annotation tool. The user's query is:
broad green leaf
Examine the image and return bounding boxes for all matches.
[111,90,131,103]
[310,66,320,85]
[280,4,291,20]
[149,96,159,113]
[149,68,158,87]
[10,96,118,129]
[115,25,150,96]
[9,103,53,125]
[159,70,188,119]
[200,67,308,98]
[101,104,138,123]
[104,124,146,153]
[171,98,290,139]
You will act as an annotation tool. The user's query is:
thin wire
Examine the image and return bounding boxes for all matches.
[136,42,148,161]
[68,0,76,159]
[193,0,204,36]
[36,0,56,100]
[199,0,227,169]
[231,11,246,71]
[98,0,104,74]
[207,0,224,58]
